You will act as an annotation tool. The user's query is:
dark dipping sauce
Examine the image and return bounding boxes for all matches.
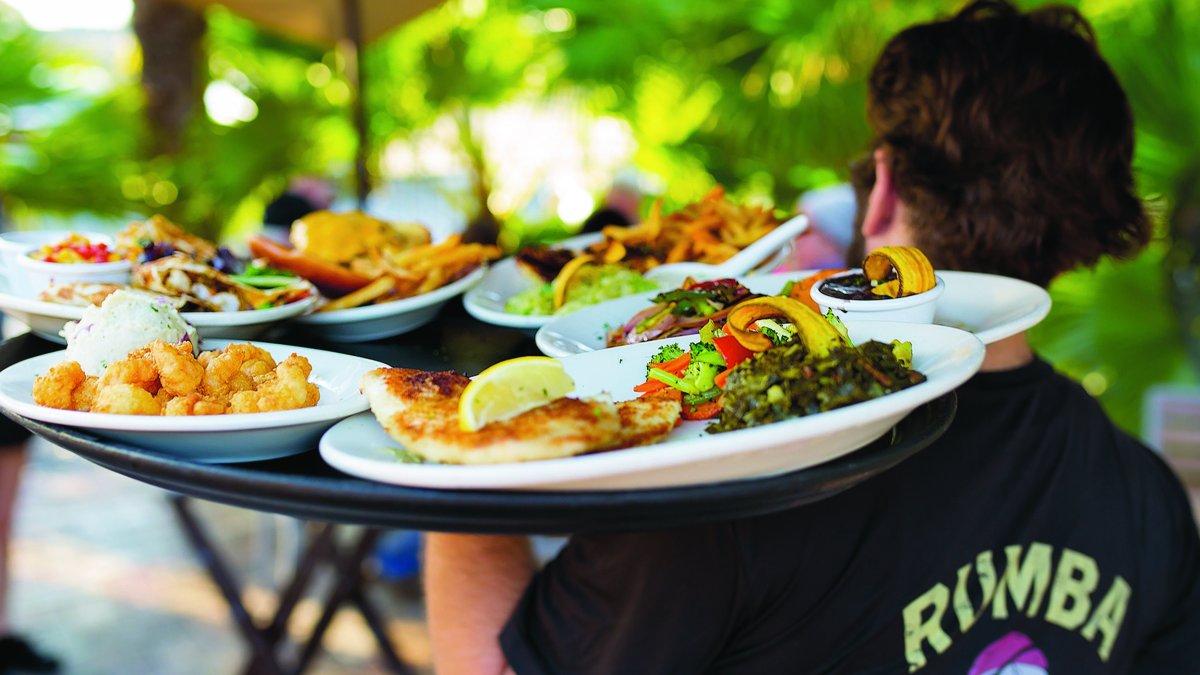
[819,271,899,301]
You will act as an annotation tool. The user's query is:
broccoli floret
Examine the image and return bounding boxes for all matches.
[688,341,726,366]
[824,310,852,346]
[647,343,686,377]
[681,342,724,390]
[755,319,795,346]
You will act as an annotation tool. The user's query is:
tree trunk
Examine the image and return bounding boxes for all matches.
[455,110,501,245]
[133,0,206,156]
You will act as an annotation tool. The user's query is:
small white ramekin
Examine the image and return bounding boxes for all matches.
[811,269,945,323]
[15,246,131,297]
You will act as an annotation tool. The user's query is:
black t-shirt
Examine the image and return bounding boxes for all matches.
[500,358,1200,673]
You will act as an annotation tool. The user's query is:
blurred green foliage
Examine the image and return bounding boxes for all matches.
[0,0,1196,433]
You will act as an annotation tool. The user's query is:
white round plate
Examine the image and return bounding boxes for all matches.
[294,266,486,342]
[0,340,385,463]
[535,270,1051,357]
[462,232,792,332]
[0,290,317,344]
[320,321,984,491]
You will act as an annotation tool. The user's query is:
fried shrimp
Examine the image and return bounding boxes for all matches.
[162,393,227,416]
[32,361,87,410]
[33,341,318,417]
[202,343,276,397]
[149,340,204,396]
[100,354,160,394]
[228,354,319,413]
[93,383,161,415]
[72,377,100,412]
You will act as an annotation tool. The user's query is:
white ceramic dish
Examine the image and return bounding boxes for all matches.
[0,230,113,296]
[535,270,1051,357]
[812,270,946,323]
[0,291,317,344]
[0,340,385,462]
[293,266,486,342]
[16,255,132,296]
[319,321,984,491]
[462,233,791,333]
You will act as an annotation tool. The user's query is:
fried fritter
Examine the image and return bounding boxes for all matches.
[32,361,87,410]
[99,354,160,394]
[31,340,318,417]
[162,393,226,416]
[228,354,320,413]
[149,340,203,396]
[362,367,625,464]
[93,383,160,415]
[201,343,276,397]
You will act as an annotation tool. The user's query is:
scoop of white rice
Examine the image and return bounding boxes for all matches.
[63,290,200,376]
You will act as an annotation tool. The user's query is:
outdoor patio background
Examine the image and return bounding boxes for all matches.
[12,436,432,674]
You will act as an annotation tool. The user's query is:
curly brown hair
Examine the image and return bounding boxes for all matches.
[860,0,1150,286]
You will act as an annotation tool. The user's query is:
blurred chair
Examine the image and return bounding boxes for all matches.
[1144,386,1200,516]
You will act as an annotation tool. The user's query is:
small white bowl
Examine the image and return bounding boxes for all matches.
[0,230,112,296]
[812,269,945,323]
[15,247,131,297]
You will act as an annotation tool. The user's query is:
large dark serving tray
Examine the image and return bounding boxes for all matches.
[3,393,953,534]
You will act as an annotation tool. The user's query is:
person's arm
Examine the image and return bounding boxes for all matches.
[424,533,534,675]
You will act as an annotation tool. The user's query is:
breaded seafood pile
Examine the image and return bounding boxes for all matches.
[33,340,320,416]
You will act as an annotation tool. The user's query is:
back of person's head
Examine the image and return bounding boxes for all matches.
[862,0,1149,286]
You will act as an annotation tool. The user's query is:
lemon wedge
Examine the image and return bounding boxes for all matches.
[551,254,594,310]
[458,356,576,432]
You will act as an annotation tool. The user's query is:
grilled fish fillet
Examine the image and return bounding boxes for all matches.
[361,367,681,464]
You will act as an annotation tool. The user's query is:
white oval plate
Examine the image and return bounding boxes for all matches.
[0,340,386,463]
[320,321,984,491]
[462,232,791,332]
[294,266,486,342]
[0,289,317,344]
[535,270,1051,357]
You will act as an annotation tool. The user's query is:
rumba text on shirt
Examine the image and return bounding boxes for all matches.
[902,542,1130,671]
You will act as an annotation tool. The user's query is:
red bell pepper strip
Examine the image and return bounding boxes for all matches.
[712,334,753,370]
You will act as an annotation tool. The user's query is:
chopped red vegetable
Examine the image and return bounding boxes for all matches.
[681,398,722,420]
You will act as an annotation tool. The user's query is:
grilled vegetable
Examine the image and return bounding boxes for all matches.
[862,246,936,298]
[725,296,846,356]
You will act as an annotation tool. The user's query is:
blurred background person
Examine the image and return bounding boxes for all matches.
[781,182,857,270]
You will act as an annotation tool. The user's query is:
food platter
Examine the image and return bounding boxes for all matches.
[461,234,792,333]
[293,266,486,342]
[319,320,984,490]
[0,339,384,462]
[535,270,1051,356]
[0,288,317,344]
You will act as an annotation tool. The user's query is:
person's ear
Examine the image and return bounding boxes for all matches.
[861,148,897,239]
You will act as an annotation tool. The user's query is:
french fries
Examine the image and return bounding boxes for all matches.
[584,187,785,272]
[271,212,501,312]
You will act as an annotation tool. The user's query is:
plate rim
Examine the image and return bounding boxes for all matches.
[0,339,385,432]
[0,290,318,326]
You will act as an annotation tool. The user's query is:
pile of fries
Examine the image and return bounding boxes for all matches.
[325,233,500,312]
[251,210,500,313]
[585,187,785,272]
